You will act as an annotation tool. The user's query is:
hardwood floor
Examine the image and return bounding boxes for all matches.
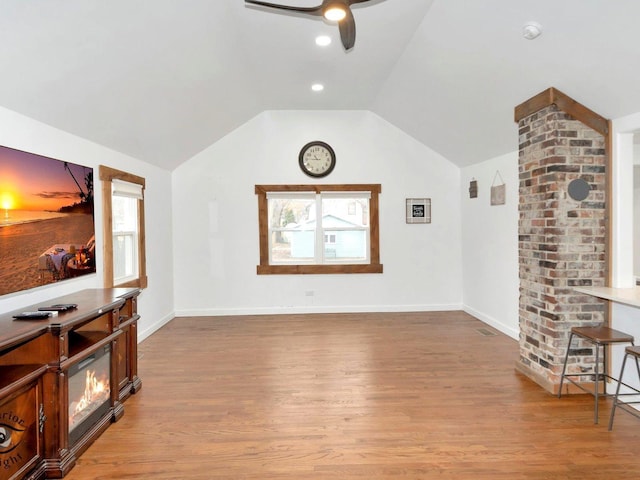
[65,311,640,479]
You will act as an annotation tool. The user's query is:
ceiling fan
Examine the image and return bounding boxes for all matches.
[244,0,375,51]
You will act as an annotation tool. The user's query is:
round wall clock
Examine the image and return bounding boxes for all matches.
[298,141,336,178]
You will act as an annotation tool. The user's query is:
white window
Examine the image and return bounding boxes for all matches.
[112,180,143,284]
[266,191,370,265]
[255,184,382,275]
[99,166,147,288]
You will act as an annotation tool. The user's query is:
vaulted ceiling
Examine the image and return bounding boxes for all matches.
[1,0,639,171]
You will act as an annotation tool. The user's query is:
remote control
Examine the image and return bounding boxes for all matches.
[13,312,53,320]
[38,303,78,312]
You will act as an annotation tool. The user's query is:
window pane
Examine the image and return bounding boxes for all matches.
[268,197,315,227]
[322,197,369,227]
[113,233,137,280]
[112,196,137,232]
[322,196,369,262]
[112,195,139,282]
[268,197,316,264]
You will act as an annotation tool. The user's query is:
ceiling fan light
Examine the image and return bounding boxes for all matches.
[324,6,347,22]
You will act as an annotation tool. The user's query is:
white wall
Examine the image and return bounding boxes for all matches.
[0,106,174,341]
[607,113,640,393]
[172,111,463,315]
[611,113,640,290]
[460,152,519,339]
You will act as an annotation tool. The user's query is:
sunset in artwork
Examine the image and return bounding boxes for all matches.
[0,146,92,215]
[0,145,95,296]
[1,191,14,212]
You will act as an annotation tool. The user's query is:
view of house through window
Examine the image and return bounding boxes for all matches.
[255,184,382,275]
[268,192,370,264]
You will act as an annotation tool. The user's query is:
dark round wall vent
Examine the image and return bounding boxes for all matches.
[568,178,591,201]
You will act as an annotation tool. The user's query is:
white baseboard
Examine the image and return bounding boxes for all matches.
[463,305,519,340]
[138,311,175,343]
[174,303,464,318]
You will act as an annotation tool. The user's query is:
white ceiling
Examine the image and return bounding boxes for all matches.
[1,0,640,171]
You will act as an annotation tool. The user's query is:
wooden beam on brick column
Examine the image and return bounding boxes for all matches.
[515,87,609,137]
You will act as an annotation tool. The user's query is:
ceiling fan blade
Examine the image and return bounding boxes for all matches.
[338,7,356,50]
[244,0,323,16]
[347,0,374,4]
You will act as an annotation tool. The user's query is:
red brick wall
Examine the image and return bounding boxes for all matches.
[517,104,606,391]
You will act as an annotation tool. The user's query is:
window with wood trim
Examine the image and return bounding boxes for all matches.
[255,184,383,274]
[99,166,148,288]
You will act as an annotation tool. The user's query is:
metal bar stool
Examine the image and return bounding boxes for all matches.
[558,326,635,424]
[608,346,640,430]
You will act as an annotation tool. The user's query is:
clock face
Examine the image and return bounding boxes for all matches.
[299,141,336,178]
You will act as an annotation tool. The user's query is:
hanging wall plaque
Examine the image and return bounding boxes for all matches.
[406,198,431,224]
[490,170,506,206]
[469,179,478,198]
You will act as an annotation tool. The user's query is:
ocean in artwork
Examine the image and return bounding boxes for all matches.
[0,209,68,227]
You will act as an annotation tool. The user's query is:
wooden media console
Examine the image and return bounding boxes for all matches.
[0,288,141,480]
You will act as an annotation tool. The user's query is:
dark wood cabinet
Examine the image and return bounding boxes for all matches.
[113,293,141,403]
[0,288,141,480]
[0,365,47,480]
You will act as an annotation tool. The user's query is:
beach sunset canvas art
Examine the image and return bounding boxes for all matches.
[0,146,95,296]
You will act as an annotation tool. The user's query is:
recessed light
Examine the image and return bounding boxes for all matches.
[315,35,332,47]
[311,83,324,92]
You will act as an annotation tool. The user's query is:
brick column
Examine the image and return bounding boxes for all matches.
[514,91,608,394]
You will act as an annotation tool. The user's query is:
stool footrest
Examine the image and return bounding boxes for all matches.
[612,403,640,423]
[562,374,640,398]
[560,374,614,397]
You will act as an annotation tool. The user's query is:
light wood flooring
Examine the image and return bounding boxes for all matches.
[65,311,640,479]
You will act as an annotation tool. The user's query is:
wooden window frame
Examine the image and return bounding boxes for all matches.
[99,165,148,288]
[255,184,383,275]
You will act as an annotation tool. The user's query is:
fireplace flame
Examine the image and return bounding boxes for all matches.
[74,370,109,415]
[69,368,110,432]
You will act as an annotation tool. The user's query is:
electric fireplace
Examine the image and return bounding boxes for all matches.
[67,344,112,446]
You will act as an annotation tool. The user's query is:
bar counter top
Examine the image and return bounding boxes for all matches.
[574,285,640,309]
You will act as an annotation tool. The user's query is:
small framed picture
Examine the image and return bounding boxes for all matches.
[406,198,431,224]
